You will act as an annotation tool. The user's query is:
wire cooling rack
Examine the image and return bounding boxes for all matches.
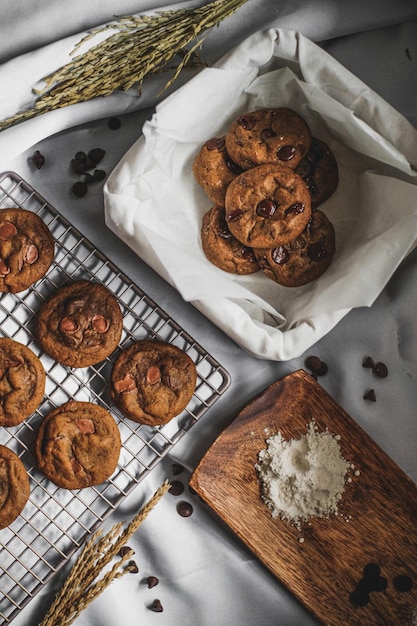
[0,171,231,625]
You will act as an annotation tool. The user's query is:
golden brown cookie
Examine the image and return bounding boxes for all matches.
[110,340,197,426]
[36,280,123,368]
[34,401,121,489]
[0,445,30,529]
[295,138,339,208]
[192,136,244,206]
[0,338,45,427]
[201,205,260,275]
[0,208,54,293]
[224,163,312,248]
[254,209,335,287]
[225,108,312,170]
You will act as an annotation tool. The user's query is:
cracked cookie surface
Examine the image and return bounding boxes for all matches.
[192,136,243,207]
[0,338,45,426]
[295,138,339,209]
[0,444,30,528]
[36,280,123,368]
[110,340,197,426]
[225,108,311,170]
[0,208,54,293]
[201,205,260,274]
[225,163,312,248]
[254,209,336,287]
[34,400,121,489]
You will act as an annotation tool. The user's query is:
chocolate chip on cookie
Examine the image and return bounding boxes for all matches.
[0,208,54,293]
[254,209,335,287]
[225,163,312,248]
[201,205,260,274]
[110,340,197,426]
[34,401,121,489]
[36,280,123,368]
[225,108,312,170]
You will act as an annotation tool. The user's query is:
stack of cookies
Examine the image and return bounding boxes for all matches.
[193,108,339,287]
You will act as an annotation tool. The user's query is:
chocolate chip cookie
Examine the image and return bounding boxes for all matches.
[295,138,339,208]
[34,400,121,489]
[110,340,197,426]
[225,108,312,170]
[192,136,244,206]
[0,338,45,427]
[0,208,54,293]
[201,205,260,274]
[254,209,336,287]
[225,163,312,248]
[36,280,123,368]
[0,444,30,528]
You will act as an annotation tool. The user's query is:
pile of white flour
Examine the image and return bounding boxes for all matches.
[255,421,350,528]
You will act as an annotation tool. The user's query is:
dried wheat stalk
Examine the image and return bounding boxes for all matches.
[38,480,171,626]
[0,0,249,132]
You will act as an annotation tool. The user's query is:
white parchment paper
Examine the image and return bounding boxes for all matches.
[104,28,417,360]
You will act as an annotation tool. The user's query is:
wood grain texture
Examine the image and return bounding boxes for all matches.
[190,370,417,626]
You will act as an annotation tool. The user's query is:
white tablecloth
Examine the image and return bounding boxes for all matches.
[1,2,417,625]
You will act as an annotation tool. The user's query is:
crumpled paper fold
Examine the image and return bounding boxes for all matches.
[104,27,417,360]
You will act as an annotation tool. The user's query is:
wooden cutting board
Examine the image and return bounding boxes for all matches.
[190,370,417,626]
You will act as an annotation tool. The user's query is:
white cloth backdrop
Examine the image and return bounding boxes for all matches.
[1,2,417,626]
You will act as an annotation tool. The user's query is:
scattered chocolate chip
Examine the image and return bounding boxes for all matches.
[94,169,107,182]
[75,151,87,162]
[72,181,88,197]
[373,577,388,592]
[349,589,369,607]
[172,463,184,475]
[176,500,193,517]
[127,560,139,573]
[393,574,413,592]
[149,599,163,613]
[363,563,380,579]
[305,355,328,376]
[363,389,376,402]
[168,480,184,496]
[350,564,414,607]
[118,545,133,557]
[31,150,45,169]
[83,173,96,184]
[88,148,105,164]
[108,117,121,130]
[362,356,388,378]
[147,575,159,588]
[374,362,388,378]
[356,577,375,594]
[362,356,376,369]
[71,158,87,175]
